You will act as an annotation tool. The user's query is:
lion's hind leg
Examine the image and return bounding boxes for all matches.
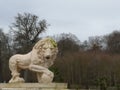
[9,57,25,83]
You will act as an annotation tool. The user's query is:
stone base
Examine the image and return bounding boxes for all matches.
[0,83,68,90]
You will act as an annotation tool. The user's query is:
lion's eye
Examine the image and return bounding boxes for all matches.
[42,47,47,49]
[50,48,53,50]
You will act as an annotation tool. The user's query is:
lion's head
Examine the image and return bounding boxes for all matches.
[33,37,58,67]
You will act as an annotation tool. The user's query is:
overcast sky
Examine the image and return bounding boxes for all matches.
[0,0,120,41]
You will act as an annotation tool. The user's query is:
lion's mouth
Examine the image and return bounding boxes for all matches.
[45,56,50,60]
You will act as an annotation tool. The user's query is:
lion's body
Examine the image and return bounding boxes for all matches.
[9,52,31,70]
[9,38,58,83]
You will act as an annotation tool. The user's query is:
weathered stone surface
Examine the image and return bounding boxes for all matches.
[8,38,58,83]
[1,88,69,90]
[0,83,68,90]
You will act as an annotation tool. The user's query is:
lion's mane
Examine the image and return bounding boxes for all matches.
[31,37,58,67]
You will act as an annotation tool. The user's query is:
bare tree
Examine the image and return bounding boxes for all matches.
[88,36,103,52]
[0,29,11,82]
[105,31,120,54]
[55,33,80,57]
[10,12,48,53]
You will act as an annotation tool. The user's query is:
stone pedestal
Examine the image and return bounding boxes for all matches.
[0,83,68,90]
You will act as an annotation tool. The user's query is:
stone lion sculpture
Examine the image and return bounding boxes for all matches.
[9,37,58,83]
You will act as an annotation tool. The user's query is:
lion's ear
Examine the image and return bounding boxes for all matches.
[33,45,37,49]
[33,41,41,49]
[33,44,38,49]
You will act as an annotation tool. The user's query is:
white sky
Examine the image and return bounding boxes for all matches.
[0,0,120,41]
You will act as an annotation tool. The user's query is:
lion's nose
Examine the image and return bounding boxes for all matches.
[46,55,50,59]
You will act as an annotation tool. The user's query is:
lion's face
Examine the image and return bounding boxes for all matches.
[41,42,58,61]
[33,38,58,66]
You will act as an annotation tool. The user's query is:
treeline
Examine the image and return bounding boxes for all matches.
[1,13,120,89]
[52,31,120,89]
